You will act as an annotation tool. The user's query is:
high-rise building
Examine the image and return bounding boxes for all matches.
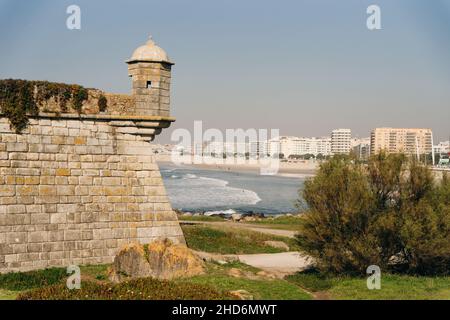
[370,128,433,155]
[331,129,352,155]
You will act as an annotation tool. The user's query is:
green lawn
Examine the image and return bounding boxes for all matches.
[0,261,311,300]
[181,224,298,254]
[176,262,312,300]
[0,289,19,300]
[285,271,450,300]
[2,260,449,300]
[244,216,304,231]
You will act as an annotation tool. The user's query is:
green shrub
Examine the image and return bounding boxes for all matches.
[0,268,67,291]
[17,278,233,300]
[97,94,108,112]
[296,154,450,275]
[72,85,88,114]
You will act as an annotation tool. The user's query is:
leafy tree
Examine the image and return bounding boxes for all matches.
[296,156,380,274]
[296,153,450,275]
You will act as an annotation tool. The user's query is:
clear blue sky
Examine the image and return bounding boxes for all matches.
[1,0,449,143]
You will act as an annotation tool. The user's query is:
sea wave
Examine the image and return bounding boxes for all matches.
[204,209,237,216]
[162,172,261,210]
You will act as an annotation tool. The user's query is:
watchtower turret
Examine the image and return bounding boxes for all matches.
[127,36,174,116]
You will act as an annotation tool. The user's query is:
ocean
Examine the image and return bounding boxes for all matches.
[159,163,310,215]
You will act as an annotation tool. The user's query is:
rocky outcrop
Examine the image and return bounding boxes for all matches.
[109,240,204,282]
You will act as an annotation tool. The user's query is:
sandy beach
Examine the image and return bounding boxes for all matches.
[156,156,318,177]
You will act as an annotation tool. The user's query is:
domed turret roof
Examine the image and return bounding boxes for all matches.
[127,36,173,64]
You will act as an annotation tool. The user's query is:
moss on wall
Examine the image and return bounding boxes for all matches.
[0,79,93,132]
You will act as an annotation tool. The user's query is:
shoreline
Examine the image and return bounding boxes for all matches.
[157,159,318,177]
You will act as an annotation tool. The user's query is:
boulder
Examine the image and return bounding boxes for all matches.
[109,239,204,282]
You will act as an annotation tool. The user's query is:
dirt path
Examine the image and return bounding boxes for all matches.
[237,251,312,277]
[180,220,297,238]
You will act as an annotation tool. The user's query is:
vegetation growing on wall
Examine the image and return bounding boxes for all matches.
[0,79,39,133]
[98,94,108,112]
[0,79,91,132]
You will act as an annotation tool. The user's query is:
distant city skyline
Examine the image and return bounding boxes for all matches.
[1,0,450,142]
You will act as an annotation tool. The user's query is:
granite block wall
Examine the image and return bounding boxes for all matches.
[0,116,184,273]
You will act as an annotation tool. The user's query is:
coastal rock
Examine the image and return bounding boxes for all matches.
[193,250,239,264]
[231,213,243,222]
[263,240,289,251]
[109,239,205,282]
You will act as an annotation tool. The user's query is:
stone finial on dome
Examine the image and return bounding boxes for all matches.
[127,35,173,65]
[146,35,154,45]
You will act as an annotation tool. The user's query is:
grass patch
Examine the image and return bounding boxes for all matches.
[178,215,224,222]
[245,216,304,231]
[285,270,332,292]
[285,271,450,300]
[0,265,110,295]
[0,289,20,300]
[80,264,109,281]
[176,262,311,300]
[18,277,232,300]
[0,267,67,291]
[181,224,297,254]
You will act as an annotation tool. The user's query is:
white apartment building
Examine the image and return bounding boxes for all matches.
[268,136,331,158]
[351,137,371,160]
[203,141,248,156]
[331,129,352,155]
[434,141,450,155]
[268,139,281,156]
[309,137,332,156]
[249,141,268,157]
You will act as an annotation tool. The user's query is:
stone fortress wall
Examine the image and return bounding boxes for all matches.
[0,37,184,273]
[0,115,184,273]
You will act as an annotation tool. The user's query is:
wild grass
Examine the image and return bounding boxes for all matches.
[181,224,298,254]
[176,262,312,300]
[285,271,450,300]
